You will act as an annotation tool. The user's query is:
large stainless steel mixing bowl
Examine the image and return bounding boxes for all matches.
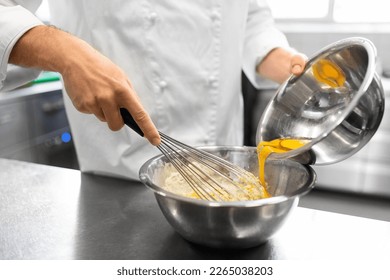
[139,146,316,249]
[256,37,385,165]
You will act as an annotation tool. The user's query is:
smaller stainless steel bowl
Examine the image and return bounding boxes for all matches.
[256,37,385,165]
[139,146,316,249]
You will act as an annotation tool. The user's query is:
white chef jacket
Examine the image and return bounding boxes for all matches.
[0,0,289,180]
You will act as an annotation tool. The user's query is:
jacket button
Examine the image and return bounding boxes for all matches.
[210,10,220,21]
[148,12,157,23]
[208,76,218,86]
[159,80,168,88]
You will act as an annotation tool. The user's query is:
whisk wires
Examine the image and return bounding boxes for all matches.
[157,132,260,201]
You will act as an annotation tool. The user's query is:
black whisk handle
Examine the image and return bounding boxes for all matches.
[120,108,144,137]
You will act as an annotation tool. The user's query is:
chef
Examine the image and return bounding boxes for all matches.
[0,0,306,180]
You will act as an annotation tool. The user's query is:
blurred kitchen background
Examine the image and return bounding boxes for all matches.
[1,0,389,219]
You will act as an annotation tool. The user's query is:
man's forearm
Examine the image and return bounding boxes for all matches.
[9,25,94,75]
[8,24,161,144]
[256,48,295,84]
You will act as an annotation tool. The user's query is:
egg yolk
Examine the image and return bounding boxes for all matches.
[257,139,309,187]
[312,59,346,88]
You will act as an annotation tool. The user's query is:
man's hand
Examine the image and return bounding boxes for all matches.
[9,25,161,146]
[256,47,307,84]
[290,53,307,76]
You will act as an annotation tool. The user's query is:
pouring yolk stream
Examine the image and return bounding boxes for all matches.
[257,139,309,188]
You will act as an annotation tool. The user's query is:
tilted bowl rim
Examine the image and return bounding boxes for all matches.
[139,145,317,207]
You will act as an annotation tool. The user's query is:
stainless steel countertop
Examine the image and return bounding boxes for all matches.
[1,158,389,260]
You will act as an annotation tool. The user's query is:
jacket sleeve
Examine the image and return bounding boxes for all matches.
[0,1,44,92]
[242,0,290,88]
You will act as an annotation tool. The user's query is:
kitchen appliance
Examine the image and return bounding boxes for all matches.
[0,81,78,169]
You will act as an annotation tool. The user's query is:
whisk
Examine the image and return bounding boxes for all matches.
[120,108,263,201]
